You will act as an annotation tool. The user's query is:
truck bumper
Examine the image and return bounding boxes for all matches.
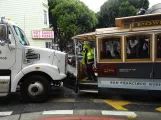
[62,71,76,81]
[59,73,67,80]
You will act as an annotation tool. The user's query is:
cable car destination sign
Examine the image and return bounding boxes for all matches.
[132,19,161,28]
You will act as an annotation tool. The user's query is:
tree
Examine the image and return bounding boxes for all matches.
[49,0,98,51]
[97,0,149,28]
[118,1,137,17]
[128,0,149,10]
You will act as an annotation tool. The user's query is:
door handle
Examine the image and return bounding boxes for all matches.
[150,72,153,78]
[8,44,16,49]
[150,68,154,78]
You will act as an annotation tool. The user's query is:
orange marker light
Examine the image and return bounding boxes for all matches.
[8,18,11,20]
[35,66,40,70]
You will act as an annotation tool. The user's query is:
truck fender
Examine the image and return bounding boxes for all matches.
[11,71,24,92]
[11,63,66,92]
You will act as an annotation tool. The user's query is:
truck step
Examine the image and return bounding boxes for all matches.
[0,76,10,96]
[79,89,98,93]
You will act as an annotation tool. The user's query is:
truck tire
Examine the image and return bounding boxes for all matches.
[20,75,51,102]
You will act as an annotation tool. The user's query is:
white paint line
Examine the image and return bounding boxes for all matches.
[43,110,73,115]
[102,111,137,116]
[0,111,13,116]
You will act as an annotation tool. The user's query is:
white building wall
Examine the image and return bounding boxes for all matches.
[150,3,161,14]
[0,0,52,48]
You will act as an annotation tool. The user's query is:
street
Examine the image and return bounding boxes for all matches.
[0,85,161,120]
[1,0,161,120]
[0,65,161,120]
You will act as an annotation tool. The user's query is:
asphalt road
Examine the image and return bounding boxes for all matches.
[0,65,161,120]
[0,86,161,120]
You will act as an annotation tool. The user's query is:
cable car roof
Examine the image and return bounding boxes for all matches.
[73,13,161,41]
[72,32,96,41]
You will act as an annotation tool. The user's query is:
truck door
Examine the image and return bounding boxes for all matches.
[0,24,16,70]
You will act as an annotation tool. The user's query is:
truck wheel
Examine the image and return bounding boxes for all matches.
[20,75,51,102]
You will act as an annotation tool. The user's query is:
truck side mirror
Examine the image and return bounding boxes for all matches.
[0,24,8,46]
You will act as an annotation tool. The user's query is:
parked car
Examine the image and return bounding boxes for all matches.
[68,54,76,66]
[68,54,83,66]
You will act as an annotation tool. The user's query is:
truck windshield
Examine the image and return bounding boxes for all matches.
[13,26,29,46]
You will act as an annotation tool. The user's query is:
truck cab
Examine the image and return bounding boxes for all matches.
[0,17,68,102]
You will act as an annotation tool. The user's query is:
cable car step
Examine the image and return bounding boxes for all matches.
[79,82,98,89]
[79,89,98,93]
[79,82,98,85]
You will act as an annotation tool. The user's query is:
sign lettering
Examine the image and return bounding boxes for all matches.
[32,30,54,39]
[0,57,7,60]
[104,69,115,73]
[119,69,136,73]
[105,81,161,87]
[132,20,161,28]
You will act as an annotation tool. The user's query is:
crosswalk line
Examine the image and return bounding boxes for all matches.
[0,111,13,116]
[102,110,137,118]
[43,110,73,115]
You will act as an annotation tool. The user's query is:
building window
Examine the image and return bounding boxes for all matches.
[99,36,122,62]
[46,42,52,48]
[125,34,152,61]
[156,33,161,60]
[44,10,47,25]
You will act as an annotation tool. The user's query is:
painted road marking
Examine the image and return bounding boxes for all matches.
[48,98,75,102]
[104,100,131,111]
[155,107,161,112]
[43,110,73,115]
[102,111,137,118]
[40,116,123,120]
[0,111,13,116]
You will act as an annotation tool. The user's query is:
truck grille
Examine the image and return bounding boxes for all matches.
[24,49,40,63]
[26,53,39,59]
[65,53,68,73]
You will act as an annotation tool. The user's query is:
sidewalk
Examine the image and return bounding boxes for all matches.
[0,110,125,120]
[0,110,161,120]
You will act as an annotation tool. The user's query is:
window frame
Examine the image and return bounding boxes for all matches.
[43,10,47,25]
[124,33,152,62]
[46,42,52,48]
[98,36,123,62]
[155,33,161,62]
[13,26,30,46]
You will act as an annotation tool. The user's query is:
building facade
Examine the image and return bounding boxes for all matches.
[0,0,53,48]
[147,3,161,14]
[150,3,161,13]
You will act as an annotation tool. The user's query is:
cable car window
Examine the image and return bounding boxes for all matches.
[125,34,151,60]
[100,37,121,60]
[156,34,161,59]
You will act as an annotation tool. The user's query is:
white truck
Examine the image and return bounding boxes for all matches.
[0,17,68,102]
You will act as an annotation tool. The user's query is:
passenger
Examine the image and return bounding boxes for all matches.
[128,39,140,59]
[158,45,161,58]
[100,50,106,59]
[141,39,149,58]
[113,50,120,59]
[106,50,112,59]
[81,41,95,81]
[157,38,161,58]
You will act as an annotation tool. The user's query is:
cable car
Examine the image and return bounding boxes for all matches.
[63,13,161,96]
